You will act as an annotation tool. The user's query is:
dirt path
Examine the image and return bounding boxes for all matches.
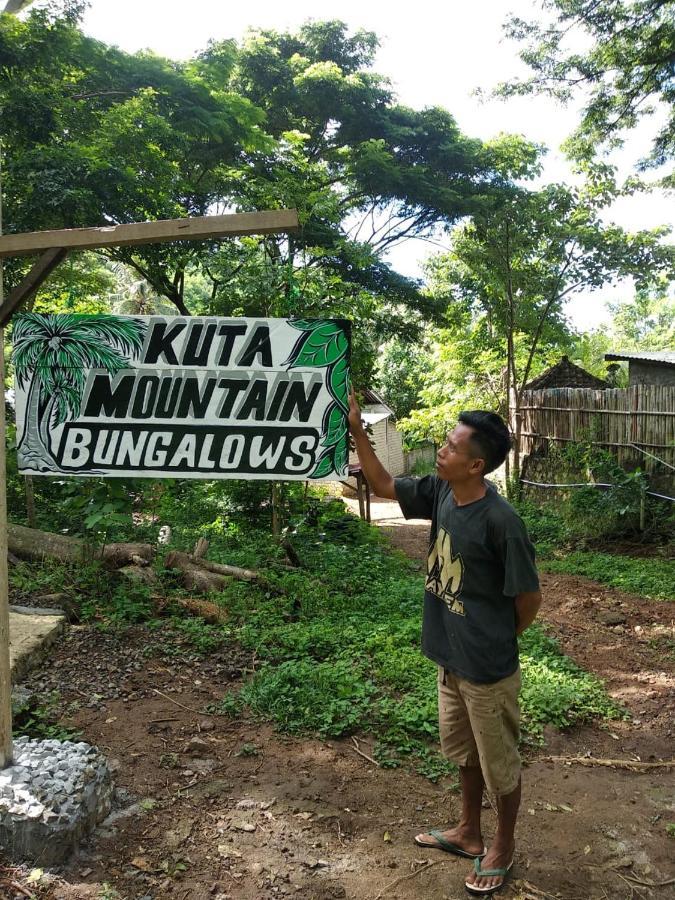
[11,495,675,900]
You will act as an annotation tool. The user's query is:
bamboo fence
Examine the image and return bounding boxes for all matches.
[518,386,675,477]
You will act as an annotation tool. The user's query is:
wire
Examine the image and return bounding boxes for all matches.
[629,443,675,472]
[519,479,675,503]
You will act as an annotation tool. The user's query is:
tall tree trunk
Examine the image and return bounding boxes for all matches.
[271,482,283,537]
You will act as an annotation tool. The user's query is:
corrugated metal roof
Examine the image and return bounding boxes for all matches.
[605,351,675,366]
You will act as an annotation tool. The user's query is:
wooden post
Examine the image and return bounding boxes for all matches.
[0,149,13,767]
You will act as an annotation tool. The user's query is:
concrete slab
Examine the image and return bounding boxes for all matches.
[9,606,66,684]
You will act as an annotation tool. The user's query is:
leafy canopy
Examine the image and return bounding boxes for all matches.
[495,0,675,181]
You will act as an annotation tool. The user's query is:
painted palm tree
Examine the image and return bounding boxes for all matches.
[13,313,146,472]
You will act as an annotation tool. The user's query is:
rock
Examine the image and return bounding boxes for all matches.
[230,820,256,832]
[597,611,626,626]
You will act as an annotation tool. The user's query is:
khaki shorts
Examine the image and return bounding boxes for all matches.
[437,666,521,796]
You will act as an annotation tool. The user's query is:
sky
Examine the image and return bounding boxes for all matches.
[75,0,674,332]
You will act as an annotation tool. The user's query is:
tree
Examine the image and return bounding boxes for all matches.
[0,12,519,371]
[567,276,674,379]
[496,0,675,180]
[0,5,267,308]
[608,277,675,348]
[404,178,673,483]
[375,338,430,421]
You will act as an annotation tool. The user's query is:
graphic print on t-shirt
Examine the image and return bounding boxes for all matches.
[425,527,465,615]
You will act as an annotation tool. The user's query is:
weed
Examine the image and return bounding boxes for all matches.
[159,752,179,769]
[97,886,123,900]
[12,691,81,742]
[236,743,260,757]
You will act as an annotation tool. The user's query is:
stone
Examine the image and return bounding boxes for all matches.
[597,611,626,626]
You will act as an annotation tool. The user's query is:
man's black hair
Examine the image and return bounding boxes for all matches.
[458,410,512,475]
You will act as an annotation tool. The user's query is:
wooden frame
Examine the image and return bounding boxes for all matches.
[0,208,299,768]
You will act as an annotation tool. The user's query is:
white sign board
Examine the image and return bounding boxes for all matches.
[13,314,351,481]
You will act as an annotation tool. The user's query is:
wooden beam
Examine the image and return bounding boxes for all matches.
[0,248,69,328]
[0,209,300,259]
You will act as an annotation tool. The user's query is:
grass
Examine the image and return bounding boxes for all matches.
[198,496,624,777]
[539,551,674,601]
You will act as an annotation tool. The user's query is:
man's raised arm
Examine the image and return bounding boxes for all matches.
[348,391,397,501]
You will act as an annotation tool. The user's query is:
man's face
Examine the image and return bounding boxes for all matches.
[435,423,484,483]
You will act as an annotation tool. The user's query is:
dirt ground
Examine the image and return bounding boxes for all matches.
[6,495,675,900]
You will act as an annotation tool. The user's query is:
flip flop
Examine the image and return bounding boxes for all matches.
[413,829,487,859]
[464,856,514,896]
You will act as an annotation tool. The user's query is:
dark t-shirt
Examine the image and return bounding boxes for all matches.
[395,475,540,684]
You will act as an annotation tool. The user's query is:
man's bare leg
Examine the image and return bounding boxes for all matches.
[465,778,520,892]
[415,765,485,855]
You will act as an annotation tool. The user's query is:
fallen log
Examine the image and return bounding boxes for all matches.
[8,524,154,567]
[176,597,228,624]
[164,552,230,594]
[164,550,281,595]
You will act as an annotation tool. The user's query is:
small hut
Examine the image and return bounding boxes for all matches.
[524,356,609,391]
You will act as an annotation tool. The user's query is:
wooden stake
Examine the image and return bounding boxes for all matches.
[0,148,13,767]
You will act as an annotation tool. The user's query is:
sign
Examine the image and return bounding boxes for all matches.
[13,314,351,481]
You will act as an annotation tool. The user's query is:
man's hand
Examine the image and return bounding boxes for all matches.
[347,388,396,500]
[348,389,365,435]
[515,590,542,635]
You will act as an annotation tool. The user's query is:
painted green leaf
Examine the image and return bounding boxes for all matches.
[288,322,348,369]
[310,449,336,480]
[289,319,323,332]
[328,356,350,413]
[321,403,348,448]
[333,434,349,475]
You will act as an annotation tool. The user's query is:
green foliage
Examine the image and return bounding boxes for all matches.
[375,338,430,420]
[9,556,155,624]
[541,552,674,601]
[7,467,628,777]
[519,627,626,740]
[12,691,81,742]
[515,440,669,553]
[608,279,675,351]
[0,10,507,365]
[569,279,675,379]
[241,658,377,737]
[496,0,675,179]
[161,616,229,656]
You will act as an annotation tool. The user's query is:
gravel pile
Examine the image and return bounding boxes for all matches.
[0,736,112,865]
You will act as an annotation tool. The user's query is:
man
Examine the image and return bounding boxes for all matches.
[348,392,542,897]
